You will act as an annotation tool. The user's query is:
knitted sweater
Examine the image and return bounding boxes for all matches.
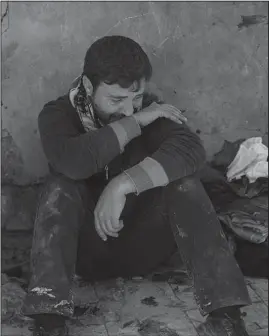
[38,94,206,194]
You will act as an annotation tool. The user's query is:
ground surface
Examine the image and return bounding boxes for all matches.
[1,274,268,336]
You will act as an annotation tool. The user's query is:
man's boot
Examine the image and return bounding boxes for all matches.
[197,307,249,335]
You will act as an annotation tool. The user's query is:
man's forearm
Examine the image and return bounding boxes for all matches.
[120,120,206,195]
[109,158,170,196]
[109,116,141,153]
[124,157,169,195]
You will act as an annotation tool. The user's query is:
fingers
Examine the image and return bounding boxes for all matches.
[94,214,107,241]
[163,111,183,125]
[170,112,186,124]
[160,105,187,125]
[111,218,124,232]
[104,220,119,238]
[94,213,124,241]
[164,105,188,122]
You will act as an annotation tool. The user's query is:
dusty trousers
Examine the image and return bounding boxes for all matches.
[21,173,251,319]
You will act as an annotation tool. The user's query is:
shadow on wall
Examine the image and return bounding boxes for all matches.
[1,1,268,184]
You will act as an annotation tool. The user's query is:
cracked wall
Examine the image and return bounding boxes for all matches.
[1,2,268,184]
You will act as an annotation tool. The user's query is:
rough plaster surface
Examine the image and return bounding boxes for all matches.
[1,1,268,184]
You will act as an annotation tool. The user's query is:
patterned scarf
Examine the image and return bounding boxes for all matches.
[69,75,103,131]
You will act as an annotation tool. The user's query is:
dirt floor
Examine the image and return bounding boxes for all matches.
[1,274,268,336]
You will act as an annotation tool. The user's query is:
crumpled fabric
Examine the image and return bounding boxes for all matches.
[218,196,268,244]
[228,176,268,199]
[227,137,268,183]
[204,138,268,246]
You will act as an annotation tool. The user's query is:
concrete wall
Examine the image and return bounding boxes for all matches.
[2,1,268,185]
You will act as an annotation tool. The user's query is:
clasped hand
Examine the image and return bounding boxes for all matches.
[94,175,135,241]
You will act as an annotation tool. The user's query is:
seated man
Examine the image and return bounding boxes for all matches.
[22,35,251,336]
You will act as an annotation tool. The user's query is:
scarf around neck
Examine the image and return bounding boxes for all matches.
[69,76,103,131]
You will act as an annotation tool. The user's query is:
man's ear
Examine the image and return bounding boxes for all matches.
[82,75,94,96]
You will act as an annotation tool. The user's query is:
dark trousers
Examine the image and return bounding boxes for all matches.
[21,172,251,319]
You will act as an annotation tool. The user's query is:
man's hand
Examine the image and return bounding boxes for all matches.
[134,102,187,128]
[94,174,136,241]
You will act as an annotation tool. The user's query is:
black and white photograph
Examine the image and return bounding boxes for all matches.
[1,1,268,335]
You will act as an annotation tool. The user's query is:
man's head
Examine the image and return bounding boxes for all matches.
[81,35,152,124]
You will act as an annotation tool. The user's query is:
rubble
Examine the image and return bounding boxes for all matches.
[1,275,26,322]
[1,184,41,281]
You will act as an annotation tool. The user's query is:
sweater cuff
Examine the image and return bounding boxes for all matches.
[124,157,169,195]
[108,116,141,153]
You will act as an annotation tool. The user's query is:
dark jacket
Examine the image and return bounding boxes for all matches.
[38,94,206,192]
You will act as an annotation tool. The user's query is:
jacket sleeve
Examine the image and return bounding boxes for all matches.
[124,118,206,194]
[38,98,141,180]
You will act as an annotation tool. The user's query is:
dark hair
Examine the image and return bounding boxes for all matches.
[83,35,152,89]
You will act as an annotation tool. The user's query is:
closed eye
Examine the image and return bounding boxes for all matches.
[111,98,123,103]
[134,95,143,101]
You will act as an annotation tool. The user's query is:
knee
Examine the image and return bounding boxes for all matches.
[38,175,86,209]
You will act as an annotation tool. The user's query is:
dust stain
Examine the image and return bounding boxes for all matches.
[165,300,187,310]
[123,319,138,328]
[138,319,179,336]
[54,299,69,308]
[45,187,62,207]
[238,15,268,29]
[88,305,100,315]
[141,296,158,307]
[30,287,55,298]
[176,226,188,238]
[2,41,19,62]
[37,187,61,222]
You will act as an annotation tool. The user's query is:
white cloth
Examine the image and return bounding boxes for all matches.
[227,137,268,183]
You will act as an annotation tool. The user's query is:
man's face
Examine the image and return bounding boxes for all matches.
[91,79,146,124]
